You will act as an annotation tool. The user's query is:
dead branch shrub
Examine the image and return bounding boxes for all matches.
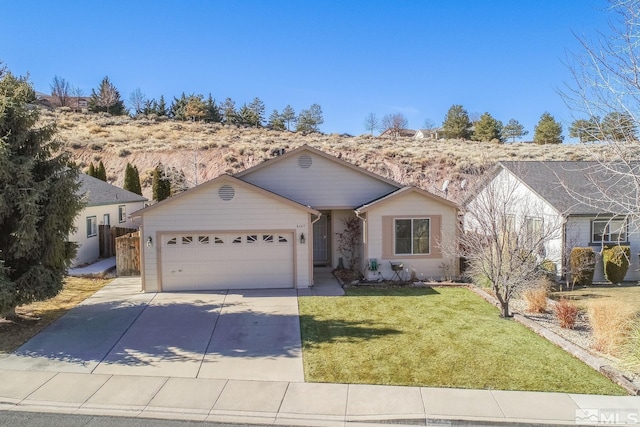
[588,300,636,355]
[522,279,550,313]
[554,299,578,329]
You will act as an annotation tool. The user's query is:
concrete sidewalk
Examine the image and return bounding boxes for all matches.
[1,369,639,426]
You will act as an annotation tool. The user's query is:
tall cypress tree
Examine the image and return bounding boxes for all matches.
[0,69,84,316]
[87,162,96,177]
[96,161,107,181]
[152,165,171,201]
[124,163,142,196]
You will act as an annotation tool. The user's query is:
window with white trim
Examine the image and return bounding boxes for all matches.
[592,219,627,243]
[118,205,126,223]
[86,216,97,238]
[394,218,430,255]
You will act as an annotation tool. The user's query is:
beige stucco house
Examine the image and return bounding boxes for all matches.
[132,145,459,292]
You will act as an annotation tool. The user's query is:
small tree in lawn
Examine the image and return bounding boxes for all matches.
[459,167,563,317]
[335,217,362,278]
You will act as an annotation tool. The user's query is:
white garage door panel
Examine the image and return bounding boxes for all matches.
[161,232,294,291]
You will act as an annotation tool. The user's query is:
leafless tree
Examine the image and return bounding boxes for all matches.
[363,112,379,135]
[562,0,640,227]
[70,86,84,111]
[455,167,564,317]
[128,88,147,116]
[50,75,71,107]
[423,118,436,131]
[381,113,408,138]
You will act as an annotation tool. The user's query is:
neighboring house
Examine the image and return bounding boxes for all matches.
[132,145,459,292]
[35,92,90,112]
[472,161,640,282]
[414,128,442,140]
[380,129,416,138]
[69,174,147,267]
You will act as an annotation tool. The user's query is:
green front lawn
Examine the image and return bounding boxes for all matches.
[298,287,625,395]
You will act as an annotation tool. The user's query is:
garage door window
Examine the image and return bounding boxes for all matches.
[214,237,224,244]
[167,237,177,245]
[232,236,242,244]
[263,234,274,243]
[279,235,288,243]
[247,235,258,243]
[198,236,210,244]
[182,236,193,244]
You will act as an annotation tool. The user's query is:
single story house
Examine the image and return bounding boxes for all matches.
[69,173,147,267]
[414,128,442,140]
[471,161,640,282]
[132,145,459,292]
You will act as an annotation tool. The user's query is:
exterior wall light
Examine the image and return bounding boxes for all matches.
[146,236,153,247]
[300,233,305,244]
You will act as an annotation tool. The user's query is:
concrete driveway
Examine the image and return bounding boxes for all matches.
[0,278,304,382]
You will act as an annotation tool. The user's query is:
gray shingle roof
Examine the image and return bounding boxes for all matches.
[499,161,639,216]
[78,173,147,206]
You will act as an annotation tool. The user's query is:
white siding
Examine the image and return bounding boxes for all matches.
[241,152,398,208]
[69,201,144,267]
[140,181,311,292]
[365,192,458,281]
[566,217,640,282]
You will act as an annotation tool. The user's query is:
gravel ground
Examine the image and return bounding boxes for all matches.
[511,297,640,386]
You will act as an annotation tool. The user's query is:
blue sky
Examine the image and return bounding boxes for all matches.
[2,1,609,140]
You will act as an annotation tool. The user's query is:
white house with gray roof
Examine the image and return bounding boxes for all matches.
[69,174,147,267]
[473,161,640,283]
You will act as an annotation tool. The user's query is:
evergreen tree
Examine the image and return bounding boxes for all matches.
[152,165,171,201]
[0,69,84,316]
[296,104,324,133]
[88,76,126,115]
[87,162,96,177]
[220,98,238,124]
[472,112,503,142]
[533,112,563,144]
[268,109,285,130]
[238,103,258,126]
[601,112,637,141]
[442,104,472,139]
[169,93,188,120]
[205,94,221,122]
[96,161,107,181]
[569,117,600,142]
[502,118,529,142]
[124,163,142,195]
[281,105,296,131]
[247,97,265,127]
[156,95,168,116]
[183,95,207,121]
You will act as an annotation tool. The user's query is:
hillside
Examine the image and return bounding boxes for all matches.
[42,110,606,203]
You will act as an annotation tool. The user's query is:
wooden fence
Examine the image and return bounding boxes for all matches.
[99,225,138,258]
[116,231,141,276]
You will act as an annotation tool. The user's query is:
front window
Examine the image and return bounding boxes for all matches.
[395,218,430,255]
[592,219,627,243]
[86,216,97,238]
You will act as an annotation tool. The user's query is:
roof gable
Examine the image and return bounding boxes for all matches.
[235,145,402,209]
[78,174,147,206]
[131,174,319,217]
[355,186,459,213]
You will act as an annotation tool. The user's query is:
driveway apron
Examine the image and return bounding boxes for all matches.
[0,278,304,382]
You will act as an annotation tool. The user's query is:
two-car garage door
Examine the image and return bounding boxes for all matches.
[160,232,294,291]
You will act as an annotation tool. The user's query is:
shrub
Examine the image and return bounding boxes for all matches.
[522,283,549,313]
[554,299,578,329]
[588,300,636,355]
[539,259,557,279]
[603,245,630,284]
[570,247,595,287]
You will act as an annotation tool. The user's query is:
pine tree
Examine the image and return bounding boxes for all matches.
[296,104,324,133]
[96,161,107,181]
[152,165,171,201]
[502,119,529,142]
[238,103,258,126]
[442,104,472,139]
[124,163,142,195]
[472,112,503,142]
[220,98,238,125]
[156,95,168,116]
[87,162,96,177]
[0,69,84,315]
[248,97,265,127]
[205,94,221,123]
[268,109,285,130]
[170,93,188,120]
[88,76,126,115]
[533,112,563,144]
[281,105,296,131]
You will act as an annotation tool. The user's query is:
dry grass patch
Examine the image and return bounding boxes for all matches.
[0,277,110,353]
[588,300,636,356]
[522,279,550,313]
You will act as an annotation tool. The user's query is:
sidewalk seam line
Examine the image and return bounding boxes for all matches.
[196,290,228,379]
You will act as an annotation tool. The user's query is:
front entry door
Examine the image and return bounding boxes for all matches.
[313,212,330,265]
